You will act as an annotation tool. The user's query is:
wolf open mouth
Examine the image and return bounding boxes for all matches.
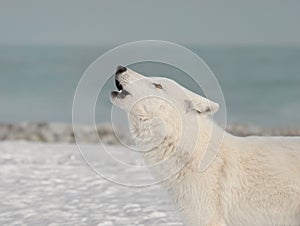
[111,78,130,99]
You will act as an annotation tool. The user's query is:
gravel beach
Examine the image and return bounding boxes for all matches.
[1,122,300,144]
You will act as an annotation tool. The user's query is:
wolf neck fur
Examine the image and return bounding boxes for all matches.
[129,113,228,173]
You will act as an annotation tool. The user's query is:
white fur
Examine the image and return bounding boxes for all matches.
[110,67,300,226]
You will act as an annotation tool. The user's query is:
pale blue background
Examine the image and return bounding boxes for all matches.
[0,0,299,126]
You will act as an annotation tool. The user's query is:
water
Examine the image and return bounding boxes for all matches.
[1,45,300,126]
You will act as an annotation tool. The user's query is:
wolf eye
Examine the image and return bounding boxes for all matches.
[153,83,163,89]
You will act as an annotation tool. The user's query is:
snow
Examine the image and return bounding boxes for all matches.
[0,141,183,225]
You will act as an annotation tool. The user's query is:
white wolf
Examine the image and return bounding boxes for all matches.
[110,66,300,226]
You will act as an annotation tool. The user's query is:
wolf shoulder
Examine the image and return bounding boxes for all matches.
[229,135,300,179]
[238,135,300,153]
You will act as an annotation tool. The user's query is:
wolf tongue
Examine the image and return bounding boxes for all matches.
[115,79,123,91]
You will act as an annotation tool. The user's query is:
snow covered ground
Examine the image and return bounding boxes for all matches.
[0,141,182,226]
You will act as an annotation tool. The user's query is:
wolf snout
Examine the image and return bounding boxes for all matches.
[116,65,127,75]
[115,66,127,90]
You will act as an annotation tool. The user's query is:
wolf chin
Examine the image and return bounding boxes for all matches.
[110,66,300,226]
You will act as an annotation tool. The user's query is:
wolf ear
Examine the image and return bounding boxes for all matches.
[184,97,219,116]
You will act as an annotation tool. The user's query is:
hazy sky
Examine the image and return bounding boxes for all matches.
[0,0,300,46]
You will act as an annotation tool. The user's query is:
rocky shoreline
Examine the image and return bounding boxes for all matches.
[0,122,300,144]
[0,122,129,145]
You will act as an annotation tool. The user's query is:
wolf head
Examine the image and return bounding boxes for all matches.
[110,66,219,151]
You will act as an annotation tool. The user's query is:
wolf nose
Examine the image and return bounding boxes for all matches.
[116,65,127,75]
